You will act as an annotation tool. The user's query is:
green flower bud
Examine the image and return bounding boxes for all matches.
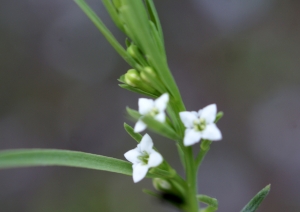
[153,178,171,192]
[141,66,157,83]
[127,45,137,58]
[124,69,158,94]
[127,45,148,66]
[124,69,141,87]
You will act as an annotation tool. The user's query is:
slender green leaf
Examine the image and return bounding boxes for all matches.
[119,84,158,98]
[145,0,165,50]
[198,195,218,212]
[241,185,271,212]
[126,107,141,120]
[149,20,165,57]
[215,111,224,123]
[124,123,143,143]
[197,195,218,208]
[101,0,125,32]
[0,149,132,175]
[176,143,185,169]
[200,206,218,212]
[143,189,160,198]
[141,115,180,141]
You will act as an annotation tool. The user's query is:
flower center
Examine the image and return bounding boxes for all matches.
[138,152,150,165]
[193,118,206,131]
[148,107,159,117]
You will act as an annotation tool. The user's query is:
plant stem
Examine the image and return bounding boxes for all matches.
[185,147,199,212]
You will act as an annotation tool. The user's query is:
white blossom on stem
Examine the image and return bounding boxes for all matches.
[179,104,222,146]
[134,93,169,133]
[124,134,163,183]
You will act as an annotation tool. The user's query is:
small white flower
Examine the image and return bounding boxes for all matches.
[124,134,163,183]
[134,93,169,133]
[179,104,222,146]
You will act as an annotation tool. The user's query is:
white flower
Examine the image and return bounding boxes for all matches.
[134,93,169,133]
[124,134,163,183]
[179,104,222,146]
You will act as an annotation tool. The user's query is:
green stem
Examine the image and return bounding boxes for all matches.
[185,147,199,212]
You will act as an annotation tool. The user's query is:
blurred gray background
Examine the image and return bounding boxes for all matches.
[0,0,300,211]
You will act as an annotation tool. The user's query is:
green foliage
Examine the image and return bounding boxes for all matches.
[119,84,158,98]
[241,185,271,212]
[0,149,132,175]
[215,111,224,123]
[126,107,141,120]
[141,115,180,141]
[124,123,143,143]
[197,194,218,212]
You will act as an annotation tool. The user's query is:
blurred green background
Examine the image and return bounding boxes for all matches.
[1,0,300,211]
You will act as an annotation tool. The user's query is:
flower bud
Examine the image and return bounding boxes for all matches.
[127,45,137,59]
[153,178,171,192]
[124,69,158,94]
[127,45,148,66]
[141,66,157,83]
[124,69,141,87]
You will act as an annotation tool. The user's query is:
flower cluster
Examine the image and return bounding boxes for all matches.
[124,93,222,182]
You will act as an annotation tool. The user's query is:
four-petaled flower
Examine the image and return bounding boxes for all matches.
[134,93,169,133]
[179,104,222,146]
[124,134,163,183]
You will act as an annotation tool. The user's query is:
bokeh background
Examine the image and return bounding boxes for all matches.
[1,0,300,211]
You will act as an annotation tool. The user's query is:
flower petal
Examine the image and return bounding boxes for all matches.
[192,111,198,117]
[179,111,198,128]
[134,120,147,133]
[200,104,217,124]
[132,163,149,183]
[140,133,153,152]
[202,123,222,141]
[154,93,169,112]
[124,148,141,164]
[154,112,166,123]
[148,151,163,167]
[138,98,154,115]
[184,129,202,146]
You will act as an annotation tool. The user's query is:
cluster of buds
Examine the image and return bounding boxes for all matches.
[124,68,157,94]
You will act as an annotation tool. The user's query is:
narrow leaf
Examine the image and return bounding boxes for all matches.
[197,194,218,208]
[143,189,160,198]
[101,0,125,32]
[119,84,158,98]
[126,107,141,120]
[145,0,165,49]
[241,184,271,212]
[0,149,132,175]
[215,111,224,123]
[141,116,180,141]
[200,206,218,212]
[124,123,143,143]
